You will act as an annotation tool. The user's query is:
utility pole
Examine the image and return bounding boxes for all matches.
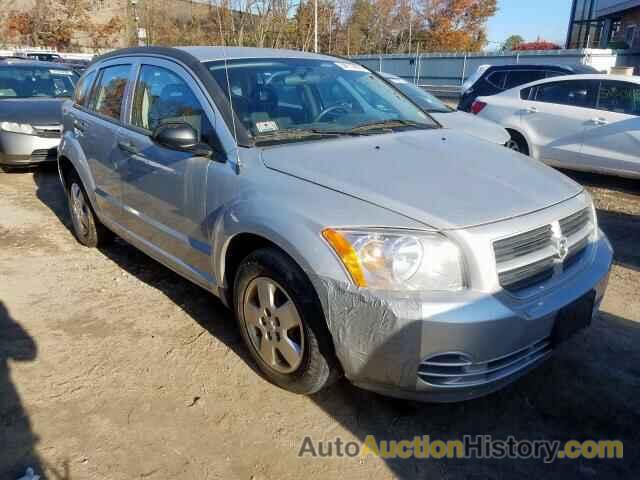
[314,0,318,53]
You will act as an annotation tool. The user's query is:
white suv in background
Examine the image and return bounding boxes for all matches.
[472,74,640,179]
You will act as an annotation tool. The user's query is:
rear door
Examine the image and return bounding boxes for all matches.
[520,79,598,167]
[118,59,215,277]
[580,80,640,177]
[80,62,133,225]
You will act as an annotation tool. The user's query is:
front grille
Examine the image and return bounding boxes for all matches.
[560,208,591,239]
[30,148,57,162]
[494,207,594,294]
[33,124,62,138]
[418,338,552,388]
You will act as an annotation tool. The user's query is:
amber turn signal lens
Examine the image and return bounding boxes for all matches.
[322,228,367,287]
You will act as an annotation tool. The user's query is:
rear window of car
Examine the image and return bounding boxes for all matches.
[89,64,131,121]
[504,70,546,90]
[73,70,96,107]
[485,71,507,89]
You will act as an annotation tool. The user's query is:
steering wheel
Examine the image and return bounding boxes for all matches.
[314,103,352,123]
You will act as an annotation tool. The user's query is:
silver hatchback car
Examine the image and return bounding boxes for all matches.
[58,47,612,402]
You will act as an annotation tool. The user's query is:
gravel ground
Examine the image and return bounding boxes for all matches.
[0,164,638,480]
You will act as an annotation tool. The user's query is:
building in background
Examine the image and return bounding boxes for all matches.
[567,0,640,49]
[597,0,640,48]
[566,0,604,48]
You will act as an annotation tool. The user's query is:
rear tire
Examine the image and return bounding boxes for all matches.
[66,172,113,248]
[506,131,530,156]
[234,247,340,395]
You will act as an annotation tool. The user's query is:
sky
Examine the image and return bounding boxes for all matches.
[486,0,574,48]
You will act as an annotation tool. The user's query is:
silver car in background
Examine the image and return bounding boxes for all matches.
[379,72,510,146]
[0,60,78,168]
[58,47,612,402]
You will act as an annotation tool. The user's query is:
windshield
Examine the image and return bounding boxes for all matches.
[206,58,437,144]
[385,77,452,113]
[0,66,78,99]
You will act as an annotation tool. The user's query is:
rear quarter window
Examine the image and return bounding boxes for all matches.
[73,70,96,107]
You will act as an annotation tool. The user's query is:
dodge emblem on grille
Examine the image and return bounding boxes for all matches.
[555,236,569,261]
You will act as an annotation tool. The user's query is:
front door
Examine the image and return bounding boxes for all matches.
[118,61,215,280]
[520,79,598,168]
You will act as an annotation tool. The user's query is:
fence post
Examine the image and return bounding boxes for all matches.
[379,55,382,72]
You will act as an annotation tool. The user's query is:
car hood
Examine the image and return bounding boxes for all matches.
[261,129,582,230]
[431,110,510,145]
[0,98,65,125]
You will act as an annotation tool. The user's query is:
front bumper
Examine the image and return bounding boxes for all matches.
[0,131,60,166]
[313,233,613,402]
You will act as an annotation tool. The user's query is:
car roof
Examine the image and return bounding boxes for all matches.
[178,46,340,63]
[522,73,640,85]
[486,64,595,73]
[0,59,72,68]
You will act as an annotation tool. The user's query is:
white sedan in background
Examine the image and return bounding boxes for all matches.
[472,74,640,179]
[379,72,510,146]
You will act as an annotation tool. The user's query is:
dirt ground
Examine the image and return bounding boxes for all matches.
[0,164,638,480]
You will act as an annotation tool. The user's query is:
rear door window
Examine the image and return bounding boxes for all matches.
[597,81,640,116]
[90,64,132,121]
[533,80,598,108]
[504,70,547,90]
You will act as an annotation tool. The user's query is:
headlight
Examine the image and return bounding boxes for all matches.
[0,122,35,135]
[322,228,466,291]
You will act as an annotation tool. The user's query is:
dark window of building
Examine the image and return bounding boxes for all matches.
[566,0,602,49]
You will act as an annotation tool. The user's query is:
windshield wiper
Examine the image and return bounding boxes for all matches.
[253,128,345,145]
[345,119,433,133]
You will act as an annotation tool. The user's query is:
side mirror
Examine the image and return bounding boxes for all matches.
[152,122,213,158]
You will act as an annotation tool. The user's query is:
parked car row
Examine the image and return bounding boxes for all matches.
[472,73,640,179]
[48,46,612,403]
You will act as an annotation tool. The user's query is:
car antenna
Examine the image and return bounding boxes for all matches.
[223,43,241,174]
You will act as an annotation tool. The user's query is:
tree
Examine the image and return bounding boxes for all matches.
[417,0,498,52]
[502,34,524,51]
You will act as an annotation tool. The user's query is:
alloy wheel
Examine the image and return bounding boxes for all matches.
[243,277,305,374]
[70,183,90,237]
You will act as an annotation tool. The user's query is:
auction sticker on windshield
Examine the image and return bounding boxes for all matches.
[335,62,368,72]
[255,121,279,133]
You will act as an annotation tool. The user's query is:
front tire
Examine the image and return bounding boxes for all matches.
[234,248,340,394]
[66,173,113,248]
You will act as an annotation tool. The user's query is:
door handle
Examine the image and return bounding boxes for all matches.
[73,119,86,132]
[591,118,609,126]
[117,141,138,154]
[526,106,538,113]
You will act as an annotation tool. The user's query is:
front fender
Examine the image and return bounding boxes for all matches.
[210,195,351,290]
